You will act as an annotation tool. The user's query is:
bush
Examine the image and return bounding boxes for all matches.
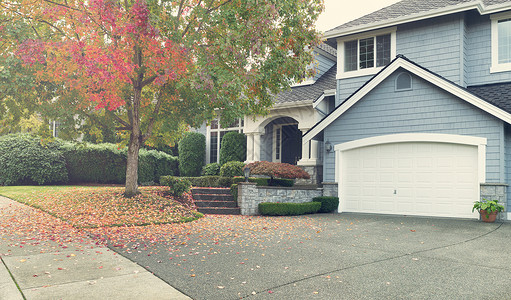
[0,134,68,185]
[258,202,321,216]
[219,132,246,165]
[62,143,177,184]
[178,132,205,177]
[230,184,238,200]
[313,196,339,213]
[179,176,233,187]
[160,176,191,197]
[244,161,310,179]
[202,163,220,176]
[219,161,245,177]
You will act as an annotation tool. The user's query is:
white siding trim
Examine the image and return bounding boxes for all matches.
[490,11,511,73]
[303,57,511,143]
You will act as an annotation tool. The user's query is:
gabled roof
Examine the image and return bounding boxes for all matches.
[303,55,511,143]
[275,63,337,105]
[324,0,511,42]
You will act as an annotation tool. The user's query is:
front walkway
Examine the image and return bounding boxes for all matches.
[0,196,189,300]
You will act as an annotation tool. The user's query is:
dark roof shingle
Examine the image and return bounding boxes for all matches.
[467,82,511,113]
[275,64,337,104]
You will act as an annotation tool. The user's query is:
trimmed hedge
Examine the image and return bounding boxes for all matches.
[178,132,205,177]
[313,196,339,213]
[219,161,245,177]
[160,176,191,197]
[202,163,220,176]
[178,176,233,188]
[258,202,321,216]
[0,134,68,185]
[219,132,246,165]
[61,142,177,184]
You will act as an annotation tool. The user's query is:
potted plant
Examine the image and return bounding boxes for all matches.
[472,199,505,223]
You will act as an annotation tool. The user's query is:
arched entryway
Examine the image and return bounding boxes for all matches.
[262,117,302,165]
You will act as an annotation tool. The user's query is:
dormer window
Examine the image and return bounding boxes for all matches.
[491,12,511,73]
[337,27,396,79]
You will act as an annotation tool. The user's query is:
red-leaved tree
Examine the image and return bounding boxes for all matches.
[1,0,322,197]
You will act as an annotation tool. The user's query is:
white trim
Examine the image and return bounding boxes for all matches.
[273,100,313,109]
[507,212,511,220]
[312,94,325,109]
[490,12,511,73]
[324,2,487,40]
[291,79,316,87]
[303,57,511,144]
[324,89,336,96]
[273,125,282,163]
[336,27,396,79]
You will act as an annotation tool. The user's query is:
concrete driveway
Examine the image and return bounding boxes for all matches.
[115,213,511,300]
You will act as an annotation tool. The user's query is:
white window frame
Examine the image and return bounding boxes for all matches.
[337,27,397,79]
[395,72,413,91]
[491,12,511,73]
[206,117,244,164]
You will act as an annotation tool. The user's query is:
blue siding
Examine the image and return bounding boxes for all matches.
[465,12,511,85]
[324,70,505,183]
[397,14,463,84]
[313,54,335,81]
[504,125,511,209]
[337,75,373,106]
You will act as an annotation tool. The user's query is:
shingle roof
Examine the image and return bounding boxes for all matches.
[275,64,337,104]
[467,82,511,113]
[325,0,511,37]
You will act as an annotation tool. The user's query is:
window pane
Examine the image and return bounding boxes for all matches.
[359,37,374,69]
[396,72,412,90]
[376,34,391,67]
[344,40,358,71]
[275,128,281,160]
[210,132,218,163]
[499,19,511,64]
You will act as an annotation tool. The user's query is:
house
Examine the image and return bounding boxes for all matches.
[195,43,337,184]
[303,0,511,220]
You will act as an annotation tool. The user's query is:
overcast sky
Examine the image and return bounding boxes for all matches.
[316,0,401,32]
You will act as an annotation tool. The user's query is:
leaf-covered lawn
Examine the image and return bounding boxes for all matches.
[0,186,202,228]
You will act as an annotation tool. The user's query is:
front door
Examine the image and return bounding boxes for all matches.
[274,124,302,164]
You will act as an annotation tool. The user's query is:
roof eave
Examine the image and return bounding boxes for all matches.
[324,2,486,41]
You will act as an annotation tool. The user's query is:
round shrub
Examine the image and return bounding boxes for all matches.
[219,132,246,165]
[219,161,245,177]
[0,134,68,185]
[202,162,220,176]
[178,132,205,177]
[160,176,192,197]
[313,196,339,213]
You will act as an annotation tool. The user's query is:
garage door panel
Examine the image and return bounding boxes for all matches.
[340,141,479,219]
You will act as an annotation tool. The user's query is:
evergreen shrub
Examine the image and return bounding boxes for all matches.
[258,202,321,216]
[219,161,245,177]
[312,196,339,213]
[178,132,205,177]
[160,176,192,197]
[219,132,246,165]
[0,134,68,185]
[202,163,220,176]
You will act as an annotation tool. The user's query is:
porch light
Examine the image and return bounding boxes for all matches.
[244,167,250,182]
[325,140,333,153]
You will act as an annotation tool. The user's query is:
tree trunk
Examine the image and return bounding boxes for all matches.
[124,86,142,197]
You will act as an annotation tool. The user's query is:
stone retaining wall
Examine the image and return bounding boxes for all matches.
[238,182,323,215]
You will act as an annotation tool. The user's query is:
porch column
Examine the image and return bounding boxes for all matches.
[297,129,321,166]
[246,133,254,162]
[310,140,319,161]
[253,133,261,161]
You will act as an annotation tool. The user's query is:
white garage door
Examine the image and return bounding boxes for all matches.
[340,141,480,218]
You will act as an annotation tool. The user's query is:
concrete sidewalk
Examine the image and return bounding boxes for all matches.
[0,196,190,300]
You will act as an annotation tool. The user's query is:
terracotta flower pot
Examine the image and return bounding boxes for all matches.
[479,210,498,223]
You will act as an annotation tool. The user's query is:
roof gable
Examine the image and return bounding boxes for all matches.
[303,55,511,143]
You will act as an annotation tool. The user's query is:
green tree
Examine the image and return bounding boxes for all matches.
[1,0,323,197]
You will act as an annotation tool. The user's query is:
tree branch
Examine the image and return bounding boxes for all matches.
[142,88,164,142]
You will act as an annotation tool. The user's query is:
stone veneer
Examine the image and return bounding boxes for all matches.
[238,182,323,216]
[295,166,323,185]
[480,183,508,220]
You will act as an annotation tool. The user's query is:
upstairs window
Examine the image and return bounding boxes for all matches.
[338,27,396,79]
[491,13,511,73]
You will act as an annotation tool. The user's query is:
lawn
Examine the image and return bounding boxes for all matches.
[0,185,203,228]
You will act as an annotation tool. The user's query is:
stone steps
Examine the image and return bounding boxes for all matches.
[191,188,240,215]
